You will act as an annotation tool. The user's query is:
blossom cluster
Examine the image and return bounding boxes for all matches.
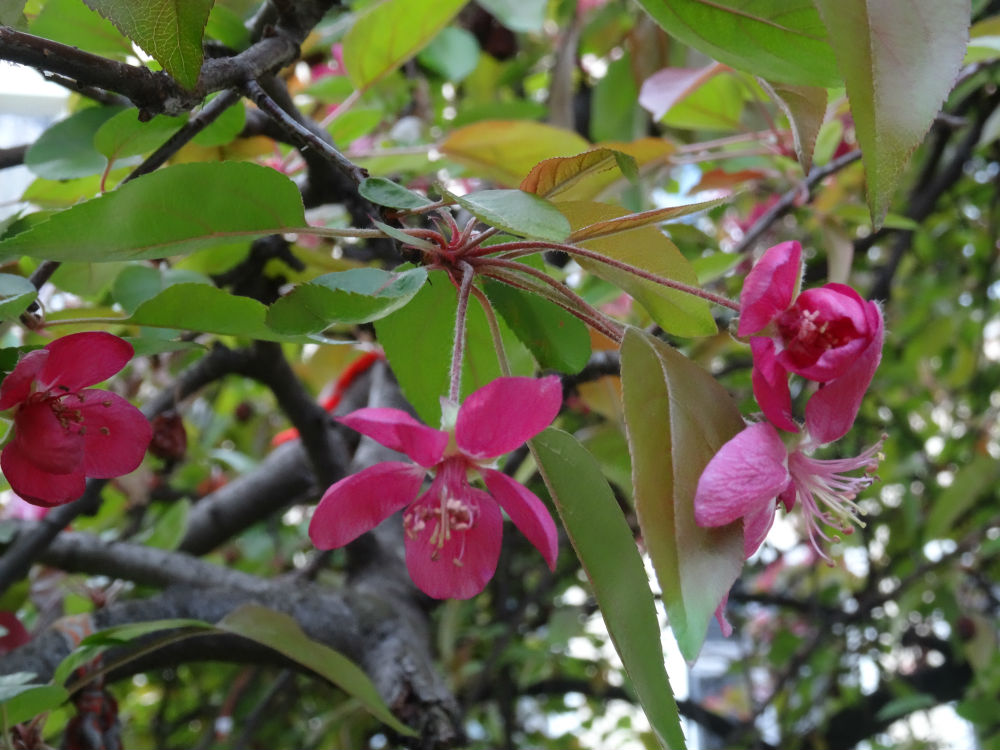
[695,241,885,566]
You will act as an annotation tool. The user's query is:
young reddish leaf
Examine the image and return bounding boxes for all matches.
[82,0,213,89]
[441,120,590,187]
[638,63,727,121]
[343,0,467,90]
[758,79,828,173]
[533,428,687,750]
[815,0,970,226]
[558,201,716,337]
[0,162,306,263]
[620,327,745,661]
[519,148,638,200]
[635,0,840,87]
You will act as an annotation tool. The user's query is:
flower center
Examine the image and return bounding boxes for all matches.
[29,390,86,435]
[777,305,857,367]
[403,461,479,568]
[787,435,885,563]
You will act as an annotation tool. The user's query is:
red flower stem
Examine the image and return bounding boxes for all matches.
[479,258,625,342]
[463,226,500,253]
[475,240,741,312]
[449,261,476,403]
[469,285,512,378]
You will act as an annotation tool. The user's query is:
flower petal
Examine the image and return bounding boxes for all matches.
[78,391,152,478]
[38,332,134,392]
[404,485,502,599]
[737,241,801,336]
[694,422,791,528]
[805,300,884,444]
[776,284,871,380]
[12,400,84,474]
[309,462,424,549]
[0,611,30,654]
[1,440,85,507]
[714,592,733,638]
[337,408,447,467]
[0,350,47,411]
[481,468,558,570]
[743,500,777,558]
[455,376,562,459]
[750,338,798,433]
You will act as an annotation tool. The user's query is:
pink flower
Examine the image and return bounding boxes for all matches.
[694,419,883,563]
[739,241,883,442]
[0,332,152,507]
[0,611,29,655]
[309,377,562,599]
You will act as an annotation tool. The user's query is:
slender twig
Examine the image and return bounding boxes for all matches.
[243,79,368,187]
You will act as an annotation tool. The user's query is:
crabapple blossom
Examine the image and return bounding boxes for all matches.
[739,241,883,442]
[309,376,562,599]
[0,332,151,507]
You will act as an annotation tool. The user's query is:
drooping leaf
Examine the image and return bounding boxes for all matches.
[451,189,571,242]
[567,194,730,243]
[620,328,745,661]
[127,283,274,339]
[24,106,124,180]
[76,619,213,647]
[0,274,37,321]
[441,120,590,186]
[557,201,716,337]
[0,681,68,725]
[635,0,840,87]
[94,109,186,164]
[757,79,828,174]
[342,0,468,90]
[520,148,638,200]
[29,0,132,59]
[483,277,591,373]
[267,267,428,334]
[82,0,214,89]
[417,26,480,82]
[814,0,970,226]
[0,162,306,263]
[533,428,686,750]
[359,177,434,210]
[216,604,416,736]
[111,264,213,315]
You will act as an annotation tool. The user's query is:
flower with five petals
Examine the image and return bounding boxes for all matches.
[739,241,883,442]
[0,332,151,507]
[309,377,562,599]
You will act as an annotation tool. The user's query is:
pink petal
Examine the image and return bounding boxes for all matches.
[0,612,30,654]
[38,332,133,392]
[480,468,558,570]
[750,338,798,433]
[78,391,152,478]
[404,485,502,599]
[804,300,884,444]
[638,63,726,121]
[12,400,84,474]
[337,408,447,467]
[743,500,777,558]
[0,350,47,410]
[694,422,791,528]
[777,284,871,380]
[714,591,733,637]
[1,441,86,507]
[309,462,424,549]
[737,241,801,336]
[455,376,562,459]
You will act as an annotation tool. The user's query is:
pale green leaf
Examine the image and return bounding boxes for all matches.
[451,189,571,242]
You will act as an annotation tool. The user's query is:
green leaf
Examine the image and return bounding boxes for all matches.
[417,26,480,82]
[483,278,591,373]
[591,54,643,143]
[567,195,730,243]
[814,0,970,226]
[375,269,532,425]
[635,0,840,87]
[441,120,591,186]
[143,499,191,550]
[0,682,68,725]
[758,79,827,174]
[875,693,938,722]
[0,0,27,28]
[659,72,746,132]
[191,94,247,147]
[371,220,440,251]
[558,201,716,337]
[520,148,639,201]
[82,0,214,89]
[924,454,1000,541]
[77,619,213,647]
[0,162,306,263]
[94,109,186,163]
[476,0,546,32]
[30,0,132,59]
[343,0,468,89]
[359,177,434,210]
[111,264,213,315]
[451,189,571,242]
[25,106,124,180]
[217,604,416,736]
[127,283,275,339]
[267,267,428,334]
[0,274,37,321]
[620,328,745,661]
[532,428,686,750]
